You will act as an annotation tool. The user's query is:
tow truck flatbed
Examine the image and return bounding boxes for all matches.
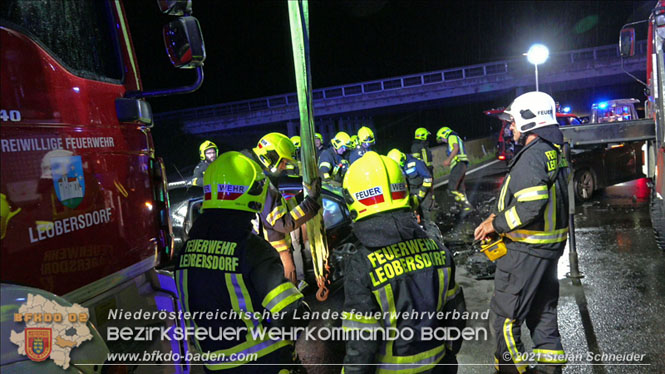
[560,119,656,147]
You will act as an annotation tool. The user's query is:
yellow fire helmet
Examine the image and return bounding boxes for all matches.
[331,131,352,151]
[342,151,410,222]
[202,151,268,213]
[350,135,359,148]
[315,133,323,142]
[253,132,296,173]
[199,140,218,160]
[290,135,301,149]
[357,126,375,145]
[387,148,406,167]
[414,127,430,140]
[436,126,453,141]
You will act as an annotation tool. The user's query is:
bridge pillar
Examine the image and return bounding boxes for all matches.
[337,117,349,134]
[364,117,375,132]
[515,86,525,97]
[321,118,336,143]
[286,121,298,137]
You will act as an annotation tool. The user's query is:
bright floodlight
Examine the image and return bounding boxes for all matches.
[527,44,549,65]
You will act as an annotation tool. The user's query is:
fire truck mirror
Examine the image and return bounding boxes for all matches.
[157,0,192,16]
[163,16,206,69]
[620,27,636,58]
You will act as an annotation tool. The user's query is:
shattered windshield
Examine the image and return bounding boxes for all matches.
[0,0,123,83]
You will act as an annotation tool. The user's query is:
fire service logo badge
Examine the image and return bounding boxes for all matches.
[25,328,52,362]
[51,155,85,209]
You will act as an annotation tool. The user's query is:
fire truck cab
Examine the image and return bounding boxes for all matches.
[1,0,205,371]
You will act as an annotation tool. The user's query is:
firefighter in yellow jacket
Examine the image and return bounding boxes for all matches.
[175,151,310,373]
[245,133,321,284]
[341,151,466,374]
[436,127,473,211]
[474,92,570,374]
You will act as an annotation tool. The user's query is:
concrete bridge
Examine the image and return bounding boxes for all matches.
[155,41,647,139]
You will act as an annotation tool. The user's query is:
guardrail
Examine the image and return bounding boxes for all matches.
[155,41,647,124]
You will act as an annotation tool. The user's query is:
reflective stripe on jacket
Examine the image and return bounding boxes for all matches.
[446,134,468,168]
[258,182,319,252]
[492,137,570,256]
[174,210,308,371]
[402,154,433,199]
[191,160,210,187]
[319,147,346,181]
[411,140,433,168]
[342,211,466,374]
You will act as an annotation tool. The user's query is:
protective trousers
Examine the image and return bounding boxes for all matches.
[418,190,436,222]
[491,249,565,374]
[448,162,467,193]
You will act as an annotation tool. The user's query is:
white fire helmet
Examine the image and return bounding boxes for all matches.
[498,91,558,133]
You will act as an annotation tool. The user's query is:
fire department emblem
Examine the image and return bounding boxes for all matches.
[51,155,85,208]
[25,328,52,362]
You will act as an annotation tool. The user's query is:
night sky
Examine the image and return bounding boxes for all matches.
[126,1,651,112]
[123,1,653,167]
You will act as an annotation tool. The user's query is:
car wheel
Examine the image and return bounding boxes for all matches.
[650,189,665,252]
[574,169,595,201]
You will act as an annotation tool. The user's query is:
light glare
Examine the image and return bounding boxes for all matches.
[527,44,549,65]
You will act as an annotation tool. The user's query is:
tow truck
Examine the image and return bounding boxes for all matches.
[1,0,206,371]
[485,108,644,201]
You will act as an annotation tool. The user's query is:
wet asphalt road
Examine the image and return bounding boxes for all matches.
[439,162,665,374]
[297,161,665,373]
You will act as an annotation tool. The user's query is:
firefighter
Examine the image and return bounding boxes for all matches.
[290,135,301,159]
[288,135,302,176]
[411,127,434,175]
[192,140,218,186]
[175,151,311,373]
[319,131,352,182]
[474,91,570,374]
[387,148,435,222]
[341,151,466,374]
[350,135,360,150]
[315,132,325,158]
[349,126,375,165]
[436,126,472,211]
[246,132,321,283]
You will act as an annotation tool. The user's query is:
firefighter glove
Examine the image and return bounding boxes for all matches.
[304,178,322,200]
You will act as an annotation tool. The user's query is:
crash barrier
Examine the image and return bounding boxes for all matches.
[431,136,498,179]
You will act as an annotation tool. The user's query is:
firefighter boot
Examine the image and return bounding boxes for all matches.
[451,190,473,212]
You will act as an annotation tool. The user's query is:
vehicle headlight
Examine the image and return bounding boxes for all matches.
[171,203,187,226]
[176,203,188,217]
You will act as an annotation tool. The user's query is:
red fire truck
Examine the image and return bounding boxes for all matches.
[1,0,205,371]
